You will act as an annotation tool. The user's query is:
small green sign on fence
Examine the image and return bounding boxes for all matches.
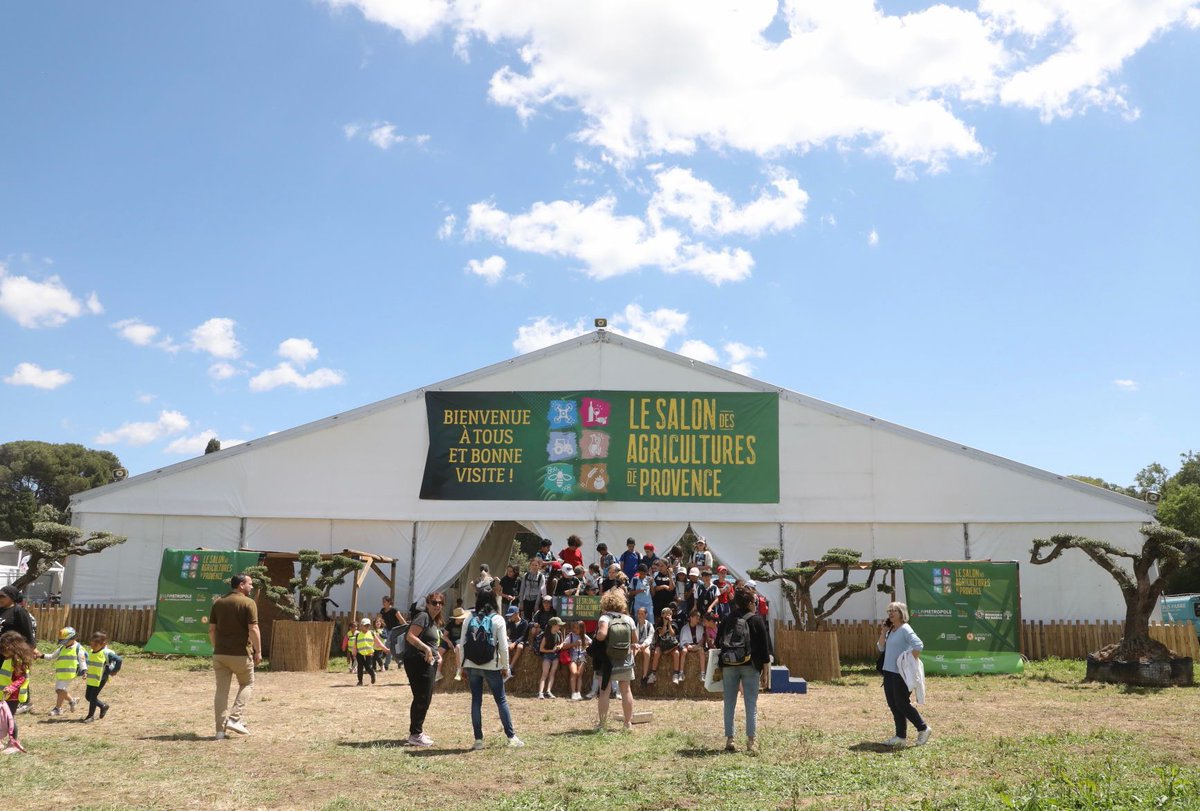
[143,549,264,655]
[903,561,1024,674]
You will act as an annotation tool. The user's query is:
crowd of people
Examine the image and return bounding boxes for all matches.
[0,535,932,757]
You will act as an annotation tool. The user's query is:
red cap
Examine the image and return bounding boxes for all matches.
[644,543,655,551]
[716,565,728,573]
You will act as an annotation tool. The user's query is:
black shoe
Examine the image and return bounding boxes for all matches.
[99,704,109,719]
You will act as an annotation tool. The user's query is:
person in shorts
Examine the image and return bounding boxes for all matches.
[594,589,637,732]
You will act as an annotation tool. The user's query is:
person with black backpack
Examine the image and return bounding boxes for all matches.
[457,592,524,750]
[717,587,772,754]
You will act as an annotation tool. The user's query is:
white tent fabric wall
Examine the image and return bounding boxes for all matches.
[412,521,491,607]
[67,513,242,607]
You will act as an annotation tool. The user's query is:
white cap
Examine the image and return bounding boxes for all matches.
[360,618,371,625]
[562,564,575,576]
[745,579,757,589]
[688,567,700,576]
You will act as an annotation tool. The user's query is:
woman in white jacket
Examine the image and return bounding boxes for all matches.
[875,601,931,748]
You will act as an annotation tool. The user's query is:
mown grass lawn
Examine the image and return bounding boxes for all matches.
[6,651,1200,810]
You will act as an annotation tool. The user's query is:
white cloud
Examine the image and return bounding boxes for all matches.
[3,362,73,390]
[608,304,689,347]
[112,318,181,353]
[1113,378,1139,391]
[324,0,452,41]
[249,363,346,392]
[648,168,807,236]
[438,214,457,240]
[334,0,1197,171]
[868,229,880,247]
[466,255,509,284]
[208,362,239,381]
[189,317,243,359]
[278,338,319,366]
[164,430,246,456]
[0,265,87,328]
[136,393,157,404]
[95,410,190,446]
[467,192,754,285]
[344,120,431,150]
[820,214,838,227]
[513,315,591,353]
[86,292,104,315]
[724,342,767,376]
[679,339,720,365]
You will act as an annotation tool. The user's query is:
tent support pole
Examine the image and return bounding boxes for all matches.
[238,517,246,550]
[963,523,971,560]
[778,523,784,568]
[408,522,418,606]
[593,520,599,548]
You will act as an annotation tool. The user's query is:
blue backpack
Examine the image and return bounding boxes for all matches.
[463,613,497,665]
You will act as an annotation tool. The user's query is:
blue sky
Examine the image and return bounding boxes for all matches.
[2,0,1197,486]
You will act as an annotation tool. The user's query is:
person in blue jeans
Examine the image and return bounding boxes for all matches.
[458,592,524,750]
[718,587,773,754]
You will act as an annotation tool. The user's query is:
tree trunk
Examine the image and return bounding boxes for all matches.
[1093,590,1173,663]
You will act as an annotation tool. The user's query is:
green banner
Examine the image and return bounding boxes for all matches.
[902,561,1024,675]
[420,391,779,502]
[144,549,263,655]
[554,595,601,621]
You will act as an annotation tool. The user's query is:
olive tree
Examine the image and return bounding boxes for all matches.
[11,521,127,590]
[1030,525,1200,661]
[748,547,900,631]
[247,549,364,622]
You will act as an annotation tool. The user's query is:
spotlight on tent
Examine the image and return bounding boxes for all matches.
[1145,490,1161,504]
[112,467,128,482]
[594,318,608,329]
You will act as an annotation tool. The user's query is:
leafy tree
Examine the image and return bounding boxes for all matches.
[0,441,123,540]
[247,549,364,622]
[748,547,900,631]
[1134,462,1170,496]
[1069,475,1134,497]
[1030,526,1200,662]
[11,521,127,590]
[204,438,221,454]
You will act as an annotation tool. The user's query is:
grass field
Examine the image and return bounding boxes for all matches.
[6,650,1200,810]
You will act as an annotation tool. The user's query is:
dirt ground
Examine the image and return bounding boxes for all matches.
[8,657,1200,810]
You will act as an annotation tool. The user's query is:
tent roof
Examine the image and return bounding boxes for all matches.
[72,329,1154,517]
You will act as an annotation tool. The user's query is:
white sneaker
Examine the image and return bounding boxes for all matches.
[882,736,906,747]
[14,705,30,715]
[571,692,582,701]
[49,707,62,717]
[472,739,485,751]
[67,698,76,712]
[916,727,933,746]
[407,733,433,747]
[508,735,525,747]
[435,671,444,682]
[224,718,250,735]
[646,673,657,685]
[537,691,545,699]
[215,731,227,741]
[545,691,556,699]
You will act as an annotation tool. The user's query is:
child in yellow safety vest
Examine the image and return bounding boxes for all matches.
[0,630,36,752]
[351,618,377,686]
[42,626,88,717]
[82,631,123,723]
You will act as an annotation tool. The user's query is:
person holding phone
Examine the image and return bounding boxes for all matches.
[876,602,931,748]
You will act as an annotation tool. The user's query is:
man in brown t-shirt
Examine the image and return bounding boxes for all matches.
[208,573,261,740]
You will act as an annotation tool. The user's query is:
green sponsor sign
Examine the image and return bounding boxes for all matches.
[144,549,263,655]
[554,595,601,621]
[903,561,1024,675]
[420,391,779,503]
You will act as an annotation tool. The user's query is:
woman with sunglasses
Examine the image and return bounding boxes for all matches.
[876,601,931,748]
[404,592,446,747]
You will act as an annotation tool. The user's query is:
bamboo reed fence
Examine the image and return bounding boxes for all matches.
[27,604,156,646]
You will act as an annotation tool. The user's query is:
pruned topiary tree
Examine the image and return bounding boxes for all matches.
[1030,525,1200,662]
[748,547,901,630]
[247,549,365,622]
[11,521,127,590]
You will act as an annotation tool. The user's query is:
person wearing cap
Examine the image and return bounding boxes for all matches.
[441,603,469,682]
[691,537,714,571]
[350,618,377,686]
[0,585,37,715]
[42,626,87,716]
[619,538,640,579]
[640,543,659,571]
[715,566,735,619]
[536,616,566,699]
[535,539,557,563]
[531,594,558,634]
[554,564,581,597]
[504,606,530,678]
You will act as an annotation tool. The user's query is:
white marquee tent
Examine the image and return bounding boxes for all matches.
[68,330,1154,621]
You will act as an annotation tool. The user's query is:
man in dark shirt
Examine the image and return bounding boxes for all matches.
[651,559,675,621]
[209,573,260,740]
